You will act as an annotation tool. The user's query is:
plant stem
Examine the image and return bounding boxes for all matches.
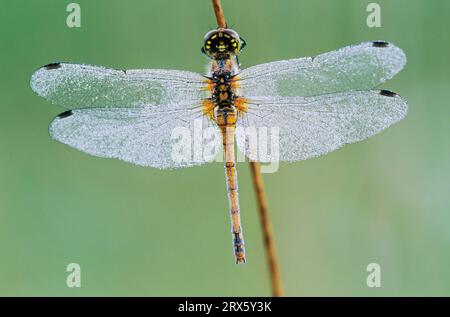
[210,0,285,297]
[249,162,284,297]
[211,0,227,28]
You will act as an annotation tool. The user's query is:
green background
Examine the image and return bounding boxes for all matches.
[0,0,449,296]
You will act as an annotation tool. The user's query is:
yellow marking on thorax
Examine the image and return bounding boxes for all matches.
[234,97,248,118]
[230,76,242,95]
[203,78,214,92]
[201,99,215,120]
[219,92,228,101]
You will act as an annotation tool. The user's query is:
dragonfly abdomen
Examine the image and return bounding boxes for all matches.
[216,108,246,264]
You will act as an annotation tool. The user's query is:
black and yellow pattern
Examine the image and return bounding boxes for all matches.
[202,28,245,59]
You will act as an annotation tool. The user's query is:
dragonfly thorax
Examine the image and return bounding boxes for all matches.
[211,72,234,108]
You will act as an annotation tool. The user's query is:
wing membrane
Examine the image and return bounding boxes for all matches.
[238,41,406,97]
[236,90,407,162]
[49,104,221,169]
[30,63,206,109]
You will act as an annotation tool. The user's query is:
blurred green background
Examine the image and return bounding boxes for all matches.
[0,0,449,296]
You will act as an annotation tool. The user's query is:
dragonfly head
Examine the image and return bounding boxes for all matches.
[202,28,246,59]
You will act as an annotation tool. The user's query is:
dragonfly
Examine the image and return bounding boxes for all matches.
[30,28,407,264]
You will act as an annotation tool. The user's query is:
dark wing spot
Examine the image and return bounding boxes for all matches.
[57,110,73,119]
[372,41,389,48]
[44,62,62,70]
[379,90,397,97]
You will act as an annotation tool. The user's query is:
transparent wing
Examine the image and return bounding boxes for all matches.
[236,90,408,162]
[30,63,206,108]
[49,104,221,169]
[238,41,406,97]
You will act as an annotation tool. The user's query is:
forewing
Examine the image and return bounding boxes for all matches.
[236,91,408,162]
[50,104,221,169]
[238,41,406,97]
[30,63,206,108]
